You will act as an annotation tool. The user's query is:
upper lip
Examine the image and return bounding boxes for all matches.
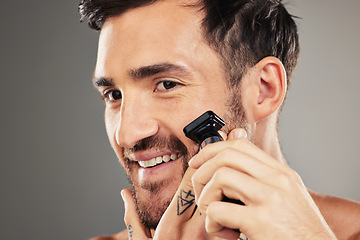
[128,149,180,162]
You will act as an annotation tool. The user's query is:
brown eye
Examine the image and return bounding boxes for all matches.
[163,81,177,89]
[105,90,122,102]
[156,81,180,91]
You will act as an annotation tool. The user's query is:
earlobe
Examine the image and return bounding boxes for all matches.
[253,57,287,121]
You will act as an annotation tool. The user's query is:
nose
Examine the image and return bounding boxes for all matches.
[115,95,159,148]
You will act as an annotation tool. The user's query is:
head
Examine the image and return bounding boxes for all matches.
[79,0,299,229]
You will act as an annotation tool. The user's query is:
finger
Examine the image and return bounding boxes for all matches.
[227,128,247,141]
[206,201,251,236]
[154,167,202,237]
[192,131,303,194]
[189,135,286,172]
[218,130,228,141]
[172,167,197,219]
[188,128,245,170]
[210,227,240,240]
[196,167,268,214]
[192,148,276,202]
[219,128,247,142]
[121,189,151,240]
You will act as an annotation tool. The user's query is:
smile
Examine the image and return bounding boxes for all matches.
[138,153,182,168]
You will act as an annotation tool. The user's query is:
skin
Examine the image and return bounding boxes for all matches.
[91,1,360,239]
[94,0,231,229]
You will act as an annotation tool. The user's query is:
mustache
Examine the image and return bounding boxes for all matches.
[123,134,188,156]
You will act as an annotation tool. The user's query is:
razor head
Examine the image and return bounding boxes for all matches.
[183,111,225,144]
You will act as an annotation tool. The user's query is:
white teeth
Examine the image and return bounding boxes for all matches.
[163,155,170,162]
[144,161,149,167]
[138,153,182,168]
[170,154,177,160]
[156,156,162,164]
[139,161,145,168]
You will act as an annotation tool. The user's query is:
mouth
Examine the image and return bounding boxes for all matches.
[138,153,183,168]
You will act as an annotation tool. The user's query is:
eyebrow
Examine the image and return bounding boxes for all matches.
[93,77,114,87]
[93,62,191,87]
[129,62,191,80]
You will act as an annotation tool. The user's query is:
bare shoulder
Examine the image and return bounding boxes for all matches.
[310,190,360,240]
[89,229,128,240]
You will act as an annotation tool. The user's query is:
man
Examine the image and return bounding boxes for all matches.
[79,0,360,239]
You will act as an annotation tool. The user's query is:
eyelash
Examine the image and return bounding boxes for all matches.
[102,89,122,102]
[100,80,181,102]
[155,80,181,92]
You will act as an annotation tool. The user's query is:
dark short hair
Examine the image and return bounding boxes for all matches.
[79,0,299,88]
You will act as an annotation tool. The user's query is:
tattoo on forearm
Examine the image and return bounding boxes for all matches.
[177,189,195,215]
[127,225,133,240]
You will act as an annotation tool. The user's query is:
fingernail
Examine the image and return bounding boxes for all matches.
[188,154,198,167]
[120,190,125,201]
[121,190,129,210]
[234,128,247,139]
[218,131,227,141]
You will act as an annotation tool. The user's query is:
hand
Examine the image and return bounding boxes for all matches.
[121,167,209,240]
[189,128,337,240]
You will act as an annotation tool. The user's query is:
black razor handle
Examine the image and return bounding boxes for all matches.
[183,111,244,233]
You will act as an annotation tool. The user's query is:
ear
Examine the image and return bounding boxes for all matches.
[243,57,287,122]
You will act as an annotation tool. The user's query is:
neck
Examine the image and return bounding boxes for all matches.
[251,115,287,165]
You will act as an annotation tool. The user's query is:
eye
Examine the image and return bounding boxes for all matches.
[104,89,122,102]
[155,80,180,92]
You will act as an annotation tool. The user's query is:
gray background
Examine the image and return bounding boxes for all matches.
[1,0,359,239]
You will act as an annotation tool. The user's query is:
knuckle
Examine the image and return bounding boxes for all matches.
[213,167,229,183]
[233,136,247,147]
[197,195,208,214]
[191,171,200,185]
[289,169,302,182]
[123,215,130,226]
[184,178,194,190]
[217,148,236,161]
[123,211,135,227]
[206,202,217,219]
[276,171,296,190]
[217,166,229,175]
[205,203,222,234]
[268,188,283,204]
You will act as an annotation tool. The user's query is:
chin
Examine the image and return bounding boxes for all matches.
[133,180,179,229]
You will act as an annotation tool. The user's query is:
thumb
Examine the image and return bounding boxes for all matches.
[121,189,151,240]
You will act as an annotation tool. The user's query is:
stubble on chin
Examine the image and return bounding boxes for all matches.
[132,182,172,229]
[122,135,190,229]
[129,156,189,229]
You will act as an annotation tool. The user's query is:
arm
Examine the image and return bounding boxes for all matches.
[311,191,360,240]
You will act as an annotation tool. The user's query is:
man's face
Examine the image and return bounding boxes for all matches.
[94,1,246,228]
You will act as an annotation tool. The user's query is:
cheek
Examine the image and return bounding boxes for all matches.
[104,110,119,146]
[159,92,227,131]
[104,112,129,167]
[158,101,214,152]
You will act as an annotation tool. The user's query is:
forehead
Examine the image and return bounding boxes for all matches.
[100,0,203,42]
[95,1,222,80]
